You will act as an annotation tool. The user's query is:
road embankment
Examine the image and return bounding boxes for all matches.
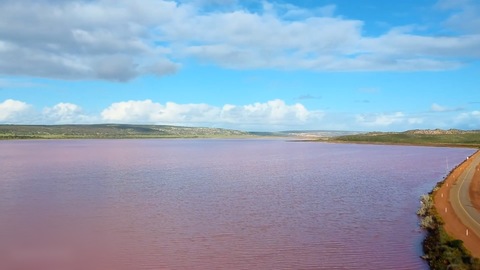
[434,150,480,258]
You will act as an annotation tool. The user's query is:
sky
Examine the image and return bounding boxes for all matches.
[0,0,479,131]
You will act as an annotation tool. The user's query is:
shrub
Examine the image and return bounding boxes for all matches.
[418,193,480,270]
[420,215,435,230]
[418,194,433,217]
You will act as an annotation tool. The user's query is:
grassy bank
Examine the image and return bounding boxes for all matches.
[418,185,480,269]
[332,130,480,148]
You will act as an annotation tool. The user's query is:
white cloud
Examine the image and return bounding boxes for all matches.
[0,100,96,124]
[1,98,323,129]
[355,112,406,127]
[0,99,33,123]
[0,0,180,81]
[1,98,479,131]
[101,100,220,124]
[220,99,321,124]
[430,103,464,112]
[431,103,448,112]
[101,99,323,129]
[454,110,480,129]
[408,117,424,125]
[101,100,163,122]
[148,0,480,71]
[43,103,93,124]
[0,0,479,81]
[174,12,366,70]
[437,0,480,34]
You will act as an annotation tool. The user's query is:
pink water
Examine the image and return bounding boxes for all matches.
[0,139,475,269]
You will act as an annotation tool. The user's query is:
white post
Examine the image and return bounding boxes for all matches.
[466,229,469,236]
[445,207,448,213]
[441,193,444,198]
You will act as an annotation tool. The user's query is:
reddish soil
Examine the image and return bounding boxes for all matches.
[434,151,480,258]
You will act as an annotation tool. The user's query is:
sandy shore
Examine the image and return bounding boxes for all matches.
[434,150,480,258]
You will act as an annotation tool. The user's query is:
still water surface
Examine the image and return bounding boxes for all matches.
[0,139,475,269]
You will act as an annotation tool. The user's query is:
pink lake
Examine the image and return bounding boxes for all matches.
[0,139,475,269]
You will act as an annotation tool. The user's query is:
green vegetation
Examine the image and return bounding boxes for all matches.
[418,186,480,269]
[332,129,480,147]
[3,126,480,144]
[0,124,253,139]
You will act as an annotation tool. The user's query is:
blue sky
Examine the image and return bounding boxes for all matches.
[0,0,479,131]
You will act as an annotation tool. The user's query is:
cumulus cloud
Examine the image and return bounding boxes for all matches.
[101,100,219,124]
[0,99,33,123]
[1,98,479,131]
[0,100,96,124]
[101,99,323,129]
[353,111,456,130]
[0,0,479,81]
[43,103,94,124]
[220,99,321,125]
[355,112,406,127]
[353,106,480,130]
[1,98,323,129]
[454,110,480,129]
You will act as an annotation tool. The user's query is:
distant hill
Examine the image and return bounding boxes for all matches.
[3,125,479,146]
[0,124,251,139]
[404,129,480,135]
[330,129,480,147]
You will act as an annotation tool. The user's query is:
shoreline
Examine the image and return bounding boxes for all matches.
[326,139,480,149]
[433,150,480,257]
[4,136,479,149]
[419,150,480,269]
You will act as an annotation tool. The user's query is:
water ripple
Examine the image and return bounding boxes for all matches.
[0,139,474,269]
